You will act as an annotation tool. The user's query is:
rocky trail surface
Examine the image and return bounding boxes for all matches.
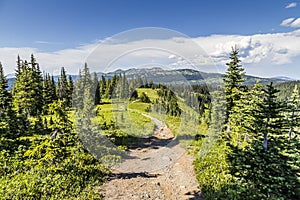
[100,114,202,200]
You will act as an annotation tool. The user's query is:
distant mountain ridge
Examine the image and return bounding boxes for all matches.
[100,67,289,85]
[6,67,291,90]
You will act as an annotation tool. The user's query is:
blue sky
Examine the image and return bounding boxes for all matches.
[0,0,300,78]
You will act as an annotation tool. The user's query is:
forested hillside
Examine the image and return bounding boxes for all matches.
[193,48,300,199]
[0,51,299,199]
[6,66,289,91]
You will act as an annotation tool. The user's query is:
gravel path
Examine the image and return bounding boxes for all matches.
[100,115,202,200]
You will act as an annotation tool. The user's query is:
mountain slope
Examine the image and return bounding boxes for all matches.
[7,67,289,90]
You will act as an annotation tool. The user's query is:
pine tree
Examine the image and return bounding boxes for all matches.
[16,55,22,78]
[228,82,300,199]
[51,75,57,100]
[74,63,94,141]
[140,92,151,103]
[120,73,129,98]
[109,74,118,98]
[286,85,300,140]
[229,82,263,148]
[73,70,84,110]
[100,74,106,98]
[93,72,101,105]
[223,47,245,122]
[256,82,285,152]
[12,55,43,116]
[30,54,44,114]
[209,90,227,134]
[130,89,138,100]
[67,75,74,107]
[0,62,11,110]
[43,74,53,105]
[0,62,11,137]
[105,78,112,99]
[58,67,68,101]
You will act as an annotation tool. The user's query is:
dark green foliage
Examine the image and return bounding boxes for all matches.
[12,55,44,117]
[156,85,181,117]
[93,72,101,105]
[0,62,11,110]
[0,99,108,199]
[228,82,263,147]
[1,60,109,199]
[286,85,300,140]
[0,62,17,138]
[255,82,286,151]
[275,80,300,100]
[43,73,57,113]
[67,75,74,107]
[140,92,151,103]
[58,67,68,100]
[223,47,245,122]
[226,84,300,199]
[2,53,300,199]
[130,89,138,100]
[100,74,107,98]
[195,49,300,199]
[73,70,84,110]
[57,67,73,107]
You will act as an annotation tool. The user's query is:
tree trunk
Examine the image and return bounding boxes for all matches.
[263,132,268,152]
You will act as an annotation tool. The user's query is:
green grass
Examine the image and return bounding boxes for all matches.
[136,88,159,101]
[97,99,155,137]
[97,88,209,147]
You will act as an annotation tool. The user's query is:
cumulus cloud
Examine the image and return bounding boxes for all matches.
[194,30,300,67]
[286,2,297,8]
[0,42,98,75]
[1,29,300,78]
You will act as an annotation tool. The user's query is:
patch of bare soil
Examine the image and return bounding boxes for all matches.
[99,116,202,200]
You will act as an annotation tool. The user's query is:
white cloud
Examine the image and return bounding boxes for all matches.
[280,17,300,28]
[286,2,297,8]
[1,29,300,78]
[168,54,176,59]
[0,42,98,75]
[281,18,295,26]
[194,30,300,66]
[291,18,300,27]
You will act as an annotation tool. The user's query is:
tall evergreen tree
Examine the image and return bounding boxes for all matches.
[51,75,57,100]
[30,54,44,113]
[58,67,68,101]
[256,82,285,152]
[223,47,245,122]
[229,82,263,147]
[93,72,101,105]
[16,55,22,78]
[42,73,57,113]
[73,70,84,110]
[0,62,17,138]
[228,82,299,199]
[100,75,106,98]
[0,62,11,136]
[0,62,11,110]
[12,55,43,116]
[286,85,300,140]
[67,75,74,107]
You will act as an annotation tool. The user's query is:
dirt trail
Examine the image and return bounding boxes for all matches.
[100,115,202,200]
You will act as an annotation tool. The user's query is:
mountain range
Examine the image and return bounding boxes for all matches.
[6,67,292,90]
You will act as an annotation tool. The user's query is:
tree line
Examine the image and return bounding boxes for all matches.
[195,48,300,199]
[0,56,108,199]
